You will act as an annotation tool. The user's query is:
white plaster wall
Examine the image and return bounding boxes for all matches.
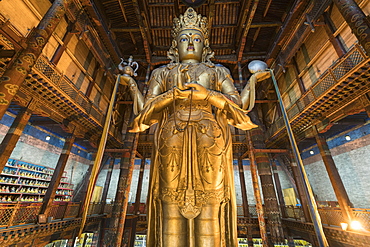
[302,127,370,208]
[304,142,370,208]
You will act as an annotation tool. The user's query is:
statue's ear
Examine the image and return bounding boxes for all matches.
[204,38,209,47]
[168,40,179,63]
[172,40,177,48]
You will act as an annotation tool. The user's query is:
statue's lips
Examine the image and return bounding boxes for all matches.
[187,46,194,51]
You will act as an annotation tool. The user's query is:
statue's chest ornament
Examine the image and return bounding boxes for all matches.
[168,64,212,87]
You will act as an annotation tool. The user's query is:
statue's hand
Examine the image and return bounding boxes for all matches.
[174,82,208,100]
[252,70,271,82]
[119,75,137,89]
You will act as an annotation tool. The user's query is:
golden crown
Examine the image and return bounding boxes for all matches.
[172,7,208,39]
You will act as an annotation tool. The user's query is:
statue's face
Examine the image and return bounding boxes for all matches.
[177,29,204,63]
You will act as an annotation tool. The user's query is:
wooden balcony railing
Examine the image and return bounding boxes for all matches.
[284,206,370,231]
[0,201,111,228]
[33,55,104,125]
[29,55,124,142]
[267,43,369,140]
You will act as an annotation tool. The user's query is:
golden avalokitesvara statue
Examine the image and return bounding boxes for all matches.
[120,7,270,247]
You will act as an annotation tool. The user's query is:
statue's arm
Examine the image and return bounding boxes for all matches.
[203,66,242,110]
[121,67,174,115]
[143,69,174,113]
[240,71,270,111]
[129,69,174,132]
[120,75,144,115]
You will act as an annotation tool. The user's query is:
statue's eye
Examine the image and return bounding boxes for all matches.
[180,38,188,42]
[194,38,201,43]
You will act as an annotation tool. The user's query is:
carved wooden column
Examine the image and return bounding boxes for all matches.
[0,100,37,171]
[272,159,287,218]
[100,156,115,213]
[0,0,72,120]
[39,134,75,218]
[129,156,146,247]
[332,0,370,55]
[108,132,139,246]
[246,130,268,247]
[238,158,250,217]
[313,127,353,224]
[289,153,311,222]
[98,156,115,247]
[238,158,253,247]
[249,127,284,245]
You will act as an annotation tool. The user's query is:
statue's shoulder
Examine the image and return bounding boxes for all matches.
[213,64,232,75]
[150,65,170,79]
[214,63,230,71]
[152,65,168,73]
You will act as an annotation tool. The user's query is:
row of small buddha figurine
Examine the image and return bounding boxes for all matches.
[6,160,53,174]
[1,195,43,202]
[2,167,52,180]
[0,195,72,202]
[55,189,73,195]
[0,176,49,187]
[0,185,47,194]
[0,176,72,190]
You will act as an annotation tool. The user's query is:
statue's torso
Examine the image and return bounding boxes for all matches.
[164,63,218,117]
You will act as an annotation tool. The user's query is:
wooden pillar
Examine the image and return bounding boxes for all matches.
[323,12,347,57]
[0,0,71,120]
[0,103,34,172]
[272,159,287,218]
[99,155,114,247]
[74,153,95,204]
[249,127,284,245]
[97,155,115,244]
[246,130,268,247]
[100,156,115,213]
[238,158,253,247]
[129,156,146,247]
[134,156,146,214]
[292,56,306,94]
[333,0,370,55]
[238,158,250,217]
[313,127,353,224]
[39,135,75,217]
[365,105,370,118]
[289,153,311,222]
[50,21,76,65]
[110,133,139,246]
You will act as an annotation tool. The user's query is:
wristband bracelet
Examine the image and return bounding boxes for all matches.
[204,90,216,101]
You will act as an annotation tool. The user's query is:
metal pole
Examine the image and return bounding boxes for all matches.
[269,69,328,247]
[78,75,121,237]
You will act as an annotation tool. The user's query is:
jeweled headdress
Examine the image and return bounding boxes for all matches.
[172,7,208,39]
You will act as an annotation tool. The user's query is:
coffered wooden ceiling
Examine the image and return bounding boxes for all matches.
[88,0,302,70]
